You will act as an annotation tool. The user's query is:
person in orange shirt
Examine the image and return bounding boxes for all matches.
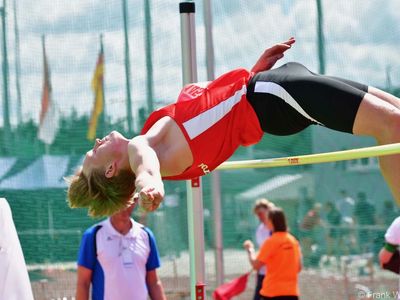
[244,207,302,300]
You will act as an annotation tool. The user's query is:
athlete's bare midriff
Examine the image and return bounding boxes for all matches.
[144,116,193,177]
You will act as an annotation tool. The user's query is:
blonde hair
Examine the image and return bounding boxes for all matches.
[253,198,275,214]
[67,167,136,217]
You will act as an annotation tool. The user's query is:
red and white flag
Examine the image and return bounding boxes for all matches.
[38,36,59,145]
[212,272,251,300]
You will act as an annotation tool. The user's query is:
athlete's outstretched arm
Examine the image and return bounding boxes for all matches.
[128,136,164,211]
[251,37,295,74]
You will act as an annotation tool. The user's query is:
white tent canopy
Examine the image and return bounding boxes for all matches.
[0,155,71,190]
[236,173,314,201]
[0,158,17,180]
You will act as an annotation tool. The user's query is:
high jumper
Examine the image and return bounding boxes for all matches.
[68,37,400,216]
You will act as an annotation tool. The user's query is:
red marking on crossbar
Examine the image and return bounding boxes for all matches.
[288,157,299,164]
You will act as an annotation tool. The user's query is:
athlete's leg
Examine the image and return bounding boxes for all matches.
[322,75,368,93]
[249,64,400,204]
[325,74,400,110]
[319,76,400,205]
[352,93,400,205]
[368,86,400,109]
[329,76,400,203]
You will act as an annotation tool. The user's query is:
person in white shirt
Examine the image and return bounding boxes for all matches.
[243,198,275,300]
[0,198,34,300]
[337,190,355,226]
[379,216,400,300]
[75,198,166,300]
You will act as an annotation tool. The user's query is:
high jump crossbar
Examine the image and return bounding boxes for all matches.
[217,142,400,170]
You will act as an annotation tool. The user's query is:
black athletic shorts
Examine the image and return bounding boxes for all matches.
[246,62,368,135]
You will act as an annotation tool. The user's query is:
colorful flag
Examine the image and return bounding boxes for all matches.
[87,39,104,140]
[38,36,59,145]
[212,272,251,300]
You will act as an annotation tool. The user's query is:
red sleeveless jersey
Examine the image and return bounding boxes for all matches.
[141,68,263,180]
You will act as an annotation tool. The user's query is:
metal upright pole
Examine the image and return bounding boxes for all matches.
[180,2,198,85]
[13,0,21,125]
[316,0,325,74]
[203,0,224,287]
[385,65,392,91]
[179,2,206,299]
[203,0,214,81]
[1,0,11,149]
[211,171,224,286]
[144,0,154,115]
[122,0,133,134]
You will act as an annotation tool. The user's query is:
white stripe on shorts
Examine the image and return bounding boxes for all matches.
[254,81,323,125]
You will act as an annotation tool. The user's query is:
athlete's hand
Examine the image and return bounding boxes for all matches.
[138,186,164,212]
[243,240,255,251]
[251,37,295,73]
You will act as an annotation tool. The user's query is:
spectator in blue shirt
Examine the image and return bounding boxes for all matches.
[75,198,166,300]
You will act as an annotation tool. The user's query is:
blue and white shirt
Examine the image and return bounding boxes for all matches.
[77,218,161,300]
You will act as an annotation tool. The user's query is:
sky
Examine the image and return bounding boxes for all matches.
[0,0,399,132]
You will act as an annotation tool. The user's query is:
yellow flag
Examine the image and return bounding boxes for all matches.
[87,48,104,140]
